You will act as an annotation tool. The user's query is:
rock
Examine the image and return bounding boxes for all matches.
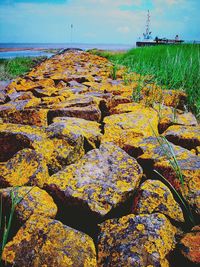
[6,77,55,93]
[48,104,101,123]
[48,96,102,122]
[109,102,142,114]
[44,143,143,221]
[0,108,48,127]
[179,226,200,264]
[163,125,200,150]
[98,213,177,267]
[141,85,187,109]
[0,123,84,173]
[133,180,184,222]
[7,91,34,101]
[153,104,198,133]
[125,136,200,215]
[2,215,97,267]
[0,186,57,223]
[52,116,102,149]
[102,105,158,149]
[0,148,48,188]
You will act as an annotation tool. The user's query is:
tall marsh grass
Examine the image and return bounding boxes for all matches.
[101,44,200,117]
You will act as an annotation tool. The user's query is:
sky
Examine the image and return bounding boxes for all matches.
[0,0,199,44]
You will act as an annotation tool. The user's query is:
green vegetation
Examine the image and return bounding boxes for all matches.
[0,187,33,262]
[94,44,200,118]
[0,56,46,80]
[150,124,195,226]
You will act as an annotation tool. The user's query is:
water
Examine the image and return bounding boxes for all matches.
[0,50,54,59]
[0,43,134,59]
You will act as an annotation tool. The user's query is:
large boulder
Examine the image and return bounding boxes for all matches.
[44,143,143,222]
[0,123,84,173]
[48,96,102,123]
[98,213,177,267]
[102,105,159,149]
[153,104,198,133]
[124,136,200,216]
[52,116,102,149]
[0,148,48,188]
[163,125,200,151]
[0,186,57,224]
[179,225,200,265]
[133,180,184,223]
[2,215,97,267]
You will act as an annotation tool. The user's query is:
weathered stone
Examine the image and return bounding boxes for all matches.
[0,186,57,223]
[133,180,184,222]
[2,215,97,267]
[48,104,101,122]
[8,91,34,101]
[164,125,200,150]
[0,123,84,173]
[179,226,200,264]
[44,143,143,220]
[124,136,200,215]
[48,95,102,122]
[102,105,159,149]
[52,116,102,149]
[0,108,48,126]
[98,213,177,267]
[141,85,187,109]
[0,148,48,187]
[110,102,141,114]
[153,104,198,133]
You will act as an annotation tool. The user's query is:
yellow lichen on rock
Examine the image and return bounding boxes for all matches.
[98,213,177,267]
[0,186,57,223]
[133,180,184,222]
[2,215,97,267]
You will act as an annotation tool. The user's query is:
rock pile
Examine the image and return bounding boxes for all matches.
[0,50,199,266]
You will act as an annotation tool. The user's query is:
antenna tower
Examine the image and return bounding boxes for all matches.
[146,10,150,36]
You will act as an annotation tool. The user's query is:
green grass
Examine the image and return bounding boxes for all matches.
[0,56,46,81]
[95,44,200,117]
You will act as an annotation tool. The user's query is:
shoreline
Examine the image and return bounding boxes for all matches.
[0,47,60,52]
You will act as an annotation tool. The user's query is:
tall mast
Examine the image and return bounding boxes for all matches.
[146,10,150,36]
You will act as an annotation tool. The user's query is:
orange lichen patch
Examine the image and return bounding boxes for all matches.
[133,180,184,222]
[52,117,102,149]
[102,106,158,148]
[0,186,57,223]
[163,125,200,150]
[98,213,177,267]
[2,215,97,267]
[44,143,143,218]
[179,226,200,264]
[141,85,187,109]
[0,148,49,188]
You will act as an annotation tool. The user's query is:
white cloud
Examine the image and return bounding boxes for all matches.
[117,26,130,34]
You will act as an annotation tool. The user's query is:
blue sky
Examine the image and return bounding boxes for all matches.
[0,0,199,44]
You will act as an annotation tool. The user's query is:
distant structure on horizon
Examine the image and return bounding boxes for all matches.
[136,10,184,47]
